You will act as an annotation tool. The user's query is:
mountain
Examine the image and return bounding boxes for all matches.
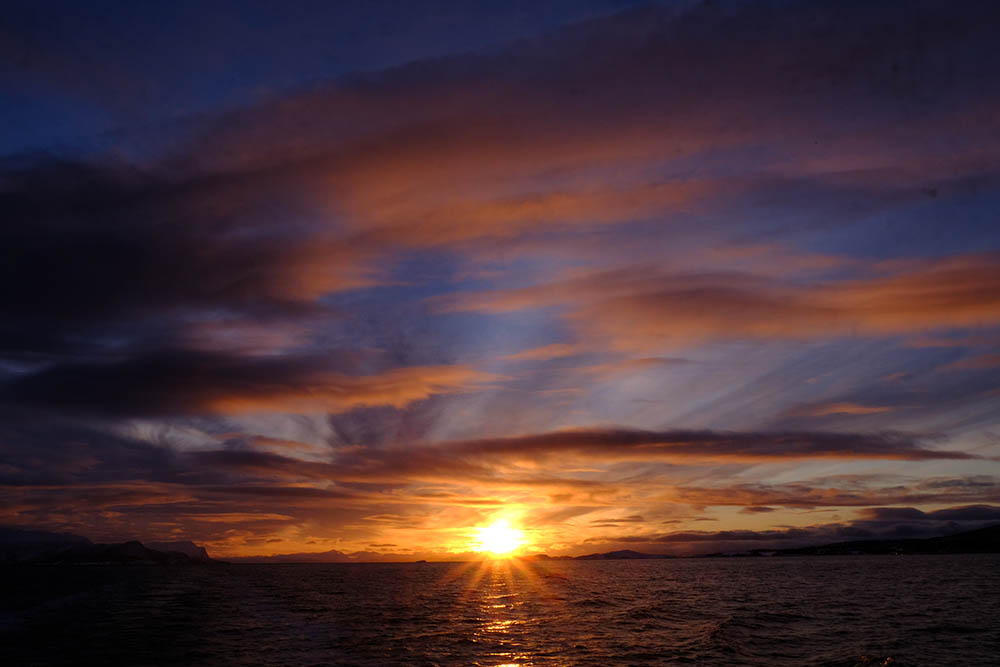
[695,524,1000,557]
[0,527,215,565]
[231,548,353,563]
[147,541,212,561]
[0,527,92,562]
[40,540,205,565]
[764,523,1000,557]
[575,549,675,560]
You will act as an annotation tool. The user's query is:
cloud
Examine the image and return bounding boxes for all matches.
[669,478,1000,509]
[2,0,999,425]
[2,350,495,416]
[583,504,1000,554]
[858,505,1000,523]
[906,333,1000,349]
[165,426,975,497]
[1,401,995,557]
[942,353,1000,371]
[442,254,1000,350]
[3,0,1000,557]
[6,0,989,290]
[793,403,894,417]
[578,357,691,380]
[0,157,382,369]
[173,427,964,498]
[3,0,998,333]
[740,506,776,514]
[439,427,972,464]
[501,343,583,361]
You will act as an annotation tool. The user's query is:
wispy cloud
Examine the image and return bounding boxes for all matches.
[442,255,1000,350]
[2,0,1000,556]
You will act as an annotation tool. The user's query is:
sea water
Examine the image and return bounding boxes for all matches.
[3,554,999,665]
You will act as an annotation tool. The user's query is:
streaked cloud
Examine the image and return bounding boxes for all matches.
[2,0,1000,557]
[442,254,1000,350]
[4,351,496,416]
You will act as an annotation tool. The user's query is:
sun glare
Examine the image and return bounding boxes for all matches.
[473,519,524,556]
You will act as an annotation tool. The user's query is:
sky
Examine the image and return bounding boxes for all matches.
[2,0,1000,560]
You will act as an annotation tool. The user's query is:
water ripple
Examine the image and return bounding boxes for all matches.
[2,555,999,666]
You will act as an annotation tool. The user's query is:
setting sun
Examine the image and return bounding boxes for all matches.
[473,519,524,556]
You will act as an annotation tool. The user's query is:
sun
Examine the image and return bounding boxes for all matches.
[473,518,524,556]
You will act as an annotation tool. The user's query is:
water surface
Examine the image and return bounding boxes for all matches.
[3,555,999,665]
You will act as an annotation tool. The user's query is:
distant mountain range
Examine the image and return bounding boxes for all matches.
[718,523,1000,558]
[0,527,216,565]
[4,524,999,564]
[532,525,1000,560]
[533,549,675,560]
[236,525,1000,562]
[231,548,356,563]
[147,540,212,561]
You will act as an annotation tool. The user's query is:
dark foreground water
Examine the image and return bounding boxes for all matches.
[2,555,999,666]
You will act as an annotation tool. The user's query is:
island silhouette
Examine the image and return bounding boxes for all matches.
[7,524,996,564]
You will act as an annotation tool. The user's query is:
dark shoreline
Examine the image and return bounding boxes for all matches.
[5,523,999,566]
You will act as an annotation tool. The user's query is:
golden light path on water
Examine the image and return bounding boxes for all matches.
[438,555,558,667]
[430,517,551,666]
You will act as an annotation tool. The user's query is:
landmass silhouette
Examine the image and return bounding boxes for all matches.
[0,527,216,564]
[4,524,998,564]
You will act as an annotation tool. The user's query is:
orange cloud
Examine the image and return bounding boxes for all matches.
[442,254,1000,350]
[501,343,583,361]
[441,428,972,464]
[346,180,711,247]
[941,353,1000,371]
[667,481,1000,510]
[794,402,894,417]
[8,352,499,416]
[165,0,1000,264]
[203,365,500,414]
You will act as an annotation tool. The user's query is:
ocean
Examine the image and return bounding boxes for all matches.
[3,555,999,666]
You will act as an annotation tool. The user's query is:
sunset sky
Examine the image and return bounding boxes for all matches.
[2,0,1000,559]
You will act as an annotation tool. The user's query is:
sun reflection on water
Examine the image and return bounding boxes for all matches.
[471,558,549,667]
[433,554,568,667]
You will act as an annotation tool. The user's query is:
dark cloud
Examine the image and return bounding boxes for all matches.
[588,514,645,527]
[442,427,972,463]
[2,0,1000,556]
[585,504,1000,554]
[2,349,494,416]
[0,157,376,356]
[3,0,999,416]
[443,254,1000,350]
[183,426,978,492]
[1,399,996,556]
[671,478,1000,509]
[860,505,1000,523]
